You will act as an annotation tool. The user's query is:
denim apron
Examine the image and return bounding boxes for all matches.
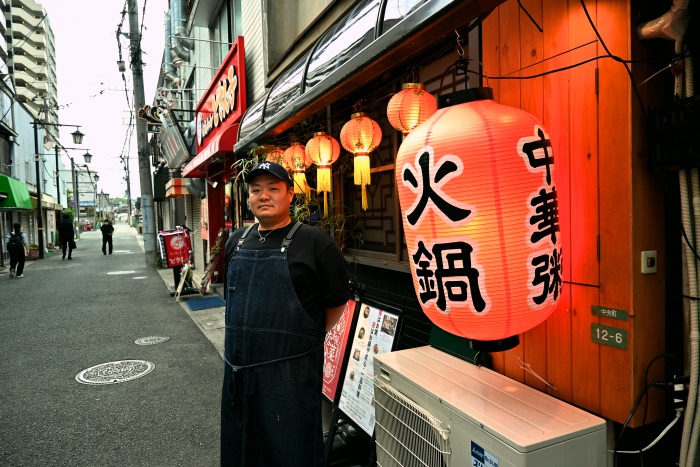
[221,222,327,467]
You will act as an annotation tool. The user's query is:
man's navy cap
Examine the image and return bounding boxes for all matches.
[245,161,293,185]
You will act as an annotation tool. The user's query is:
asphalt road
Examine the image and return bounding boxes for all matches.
[0,222,222,466]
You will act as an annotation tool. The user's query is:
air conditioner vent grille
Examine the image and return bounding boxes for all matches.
[375,379,451,467]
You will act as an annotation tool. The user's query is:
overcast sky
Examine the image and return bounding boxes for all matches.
[39,0,168,200]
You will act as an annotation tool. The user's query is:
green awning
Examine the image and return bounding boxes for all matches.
[0,175,33,210]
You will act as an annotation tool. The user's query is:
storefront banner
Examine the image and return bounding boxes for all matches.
[322,299,357,403]
[338,302,400,436]
[160,112,189,169]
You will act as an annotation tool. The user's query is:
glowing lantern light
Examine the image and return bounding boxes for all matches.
[265,146,287,168]
[284,141,311,197]
[396,88,562,350]
[340,112,382,210]
[306,132,340,216]
[387,83,437,136]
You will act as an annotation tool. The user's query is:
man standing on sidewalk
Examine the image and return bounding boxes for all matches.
[58,214,75,260]
[100,219,114,255]
[220,161,350,466]
[5,222,27,277]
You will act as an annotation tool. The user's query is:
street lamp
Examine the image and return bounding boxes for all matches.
[58,147,93,239]
[71,129,84,145]
[33,121,86,259]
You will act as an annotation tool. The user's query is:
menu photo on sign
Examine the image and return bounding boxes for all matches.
[338,300,402,436]
[322,299,358,404]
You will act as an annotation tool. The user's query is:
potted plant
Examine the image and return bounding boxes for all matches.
[27,243,40,259]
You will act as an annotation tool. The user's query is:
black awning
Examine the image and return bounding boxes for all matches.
[234,0,503,154]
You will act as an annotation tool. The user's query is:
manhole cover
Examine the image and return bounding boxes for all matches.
[76,360,155,385]
[135,336,171,345]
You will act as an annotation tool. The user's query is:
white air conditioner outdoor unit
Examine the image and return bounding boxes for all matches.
[374,346,606,467]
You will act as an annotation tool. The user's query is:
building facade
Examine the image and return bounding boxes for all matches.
[1,0,70,263]
[149,0,694,463]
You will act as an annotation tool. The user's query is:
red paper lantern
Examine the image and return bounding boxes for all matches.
[387,83,437,136]
[340,112,382,210]
[306,132,340,216]
[265,146,287,168]
[284,142,311,197]
[395,88,562,344]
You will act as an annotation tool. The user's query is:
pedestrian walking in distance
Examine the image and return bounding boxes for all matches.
[5,222,28,278]
[58,214,75,260]
[221,161,350,466]
[101,219,114,255]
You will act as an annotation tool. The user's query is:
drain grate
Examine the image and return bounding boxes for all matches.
[76,360,155,385]
[135,336,171,345]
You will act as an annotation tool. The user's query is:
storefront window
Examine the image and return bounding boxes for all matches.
[305,0,380,90]
[211,4,230,66]
[264,50,310,122]
[237,90,268,141]
[382,0,430,34]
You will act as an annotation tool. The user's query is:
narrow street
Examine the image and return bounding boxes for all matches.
[0,222,221,466]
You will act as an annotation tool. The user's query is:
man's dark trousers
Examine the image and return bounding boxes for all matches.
[102,236,113,255]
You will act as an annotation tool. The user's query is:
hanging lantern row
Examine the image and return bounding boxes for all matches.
[258,82,436,213]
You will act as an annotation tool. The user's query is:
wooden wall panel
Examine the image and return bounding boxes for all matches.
[481,0,666,427]
[569,42,599,286]
[519,0,543,70]
[499,0,522,77]
[546,284,573,400]
[571,284,601,414]
[542,0,570,59]
[568,0,597,49]
[498,0,525,383]
[596,0,634,424]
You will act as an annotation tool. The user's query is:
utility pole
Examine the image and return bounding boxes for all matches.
[32,120,45,259]
[127,0,157,268]
[126,169,133,224]
[55,145,61,206]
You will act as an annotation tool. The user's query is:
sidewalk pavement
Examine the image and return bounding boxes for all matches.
[134,227,226,360]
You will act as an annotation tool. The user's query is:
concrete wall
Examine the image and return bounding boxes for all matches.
[262,0,333,72]
[241,0,265,101]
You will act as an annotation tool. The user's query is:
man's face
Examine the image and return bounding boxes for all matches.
[248,173,294,226]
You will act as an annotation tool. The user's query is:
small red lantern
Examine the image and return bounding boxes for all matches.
[265,146,287,168]
[387,83,437,136]
[306,132,340,216]
[284,141,311,197]
[396,88,562,347]
[340,112,382,210]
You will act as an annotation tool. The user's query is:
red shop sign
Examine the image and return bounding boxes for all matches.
[195,36,247,154]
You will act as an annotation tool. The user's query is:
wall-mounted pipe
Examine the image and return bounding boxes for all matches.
[170,0,193,64]
[163,11,180,86]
